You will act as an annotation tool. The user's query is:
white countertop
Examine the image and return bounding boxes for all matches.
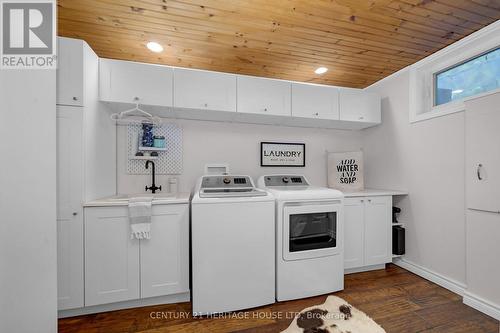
[342,188,408,198]
[84,192,191,207]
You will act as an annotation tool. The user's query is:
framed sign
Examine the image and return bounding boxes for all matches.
[261,142,305,167]
[327,151,364,191]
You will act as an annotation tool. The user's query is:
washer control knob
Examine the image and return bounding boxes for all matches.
[282,177,290,183]
[223,177,231,184]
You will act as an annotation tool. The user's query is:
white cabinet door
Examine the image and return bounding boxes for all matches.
[237,76,291,116]
[364,196,392,266]
[339,88,380,123]
[173,68,236,112]
[465,92,500,213]
[99,58,173,106]
[85,207,140,306]
[57,37,83,106]
[141,204,189,298]
[56,106,84,310]
[344,198,365,269]
[292,83,339,120]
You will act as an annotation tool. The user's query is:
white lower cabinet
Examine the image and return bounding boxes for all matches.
[344,196,392,270]
[141,205,189,298]
[85,207,140,306]
[84,204,189,306]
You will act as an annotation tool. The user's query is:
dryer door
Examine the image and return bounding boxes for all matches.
[283,201,343,261]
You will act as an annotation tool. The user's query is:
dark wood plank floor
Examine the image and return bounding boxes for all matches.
[59,264,499,333]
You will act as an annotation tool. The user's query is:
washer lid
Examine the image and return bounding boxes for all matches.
[264,186,343,201]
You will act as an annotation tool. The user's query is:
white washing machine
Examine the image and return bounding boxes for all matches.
[191,175,275,315]
[258,175,344,301]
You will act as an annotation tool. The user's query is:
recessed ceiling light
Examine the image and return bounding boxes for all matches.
[146,41,163,53]
[314,67,328,74]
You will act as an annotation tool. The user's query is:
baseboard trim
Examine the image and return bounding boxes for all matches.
[394,258,466,296]
[463,292,500,321]
[58,292,190,318]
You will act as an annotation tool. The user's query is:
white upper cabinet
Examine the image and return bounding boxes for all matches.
[465,92,500,213]
[57,37,84,106]
[339,88,381,123]
[292,83,339,120]
[237,76,291,116]
[173,68,236,112]
[99,58,173,107]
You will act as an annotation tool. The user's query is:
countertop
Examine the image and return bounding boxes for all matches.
[84,193,191,207]
[342,188,408,198]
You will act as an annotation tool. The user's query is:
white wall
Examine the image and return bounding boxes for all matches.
[363,70,467,286]
[117,120,363,194]
[0,71,57,332]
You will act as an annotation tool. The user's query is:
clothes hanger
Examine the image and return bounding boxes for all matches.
[110,97,162,125]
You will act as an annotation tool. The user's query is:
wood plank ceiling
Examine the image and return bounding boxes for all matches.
[58,0,500,88]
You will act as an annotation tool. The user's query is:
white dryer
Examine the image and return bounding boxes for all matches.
[191,175,275,315]
[258,175,344,301]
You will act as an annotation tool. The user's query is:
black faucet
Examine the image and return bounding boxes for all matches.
[145,160,162,193]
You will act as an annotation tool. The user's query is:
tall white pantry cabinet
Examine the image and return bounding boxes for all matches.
[56,37,116,311]
[464,91,500,320]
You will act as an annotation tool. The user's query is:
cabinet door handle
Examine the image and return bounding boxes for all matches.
[72,212,78,216]
[477,163,483,180]
[264,108,268,112]
[314,112,319,116]
[204,103,208,107]
[360,199,364,203]
[368,199,372,202]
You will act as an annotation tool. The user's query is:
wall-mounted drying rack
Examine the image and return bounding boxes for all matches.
[110,97,162,125]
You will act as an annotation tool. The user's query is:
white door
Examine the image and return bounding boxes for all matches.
[56,106,84,310]
[85,207,140,306]
[339,88,380,123]
[237,76,291,116]
[283,201,343,261]
[99,58,173,106]
[173,68,236,112]
[364,196,392,266]
[141,204,189,298]
[465,92,500,213]
[292,83,339,120]
[57,37,83,106]
[343,198,365,269]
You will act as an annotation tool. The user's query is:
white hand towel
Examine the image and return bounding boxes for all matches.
[129,197,153,240]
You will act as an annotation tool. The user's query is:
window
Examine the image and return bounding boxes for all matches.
[409,22,500,123]
[434,48,500,106]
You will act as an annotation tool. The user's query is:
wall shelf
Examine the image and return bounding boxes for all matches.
[392,223,405,227]
[130,156,158,160]
[392,254,404,258]
[138,146,168,151]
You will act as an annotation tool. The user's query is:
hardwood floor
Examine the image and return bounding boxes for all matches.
[58,264,499,333]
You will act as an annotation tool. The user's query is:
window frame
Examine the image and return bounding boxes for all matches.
[433,47,499,107]
[409,21,500,123]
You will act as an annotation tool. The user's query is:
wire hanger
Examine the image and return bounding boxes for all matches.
[110,97,162,125]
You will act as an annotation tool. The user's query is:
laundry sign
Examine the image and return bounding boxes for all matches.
[261,142,305,167]
[328,151,364,191]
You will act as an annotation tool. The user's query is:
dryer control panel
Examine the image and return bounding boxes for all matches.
[263,175,309,186]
